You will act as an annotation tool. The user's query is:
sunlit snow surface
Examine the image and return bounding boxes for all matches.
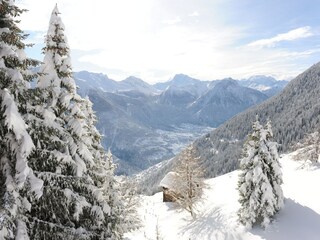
[125,152,320,240]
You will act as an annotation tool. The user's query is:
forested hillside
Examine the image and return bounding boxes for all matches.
[195,62,320,178]
[138,62,320,194]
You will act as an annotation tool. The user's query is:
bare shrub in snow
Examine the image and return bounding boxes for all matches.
[173,145,205,218]
[293,131,320,165]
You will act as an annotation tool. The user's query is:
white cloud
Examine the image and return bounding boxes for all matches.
[248,26,314,48]
[16,1,320,83]
[189,11,199,17]
[162,16,182,25]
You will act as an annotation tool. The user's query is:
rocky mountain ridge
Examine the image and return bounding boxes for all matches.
[73,71,288,175]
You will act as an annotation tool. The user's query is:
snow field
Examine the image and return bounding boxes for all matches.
[125,153,320,240]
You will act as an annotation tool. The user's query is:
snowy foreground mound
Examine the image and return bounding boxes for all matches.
[125,154,320,240]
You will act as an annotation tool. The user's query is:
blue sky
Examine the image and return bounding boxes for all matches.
[18,0,320,83]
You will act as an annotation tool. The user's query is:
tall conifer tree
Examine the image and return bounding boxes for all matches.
[0,1,43,239]
[26,5,121,239]
[238,117,283,228]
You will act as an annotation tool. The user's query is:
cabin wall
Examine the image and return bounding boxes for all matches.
[162,187,177,202]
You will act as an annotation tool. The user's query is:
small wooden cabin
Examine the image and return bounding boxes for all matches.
[159,172,179,202]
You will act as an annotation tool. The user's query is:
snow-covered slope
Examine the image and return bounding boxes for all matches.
[125,154,320,240]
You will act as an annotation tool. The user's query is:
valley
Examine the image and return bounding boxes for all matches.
[74,72,287,174]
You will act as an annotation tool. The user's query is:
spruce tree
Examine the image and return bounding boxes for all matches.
[114,173,141,236]
[25,5,122,239]
[264,120,284,212]
[81,97,128,239]
[238,117,283,228]
[0,0,43,239]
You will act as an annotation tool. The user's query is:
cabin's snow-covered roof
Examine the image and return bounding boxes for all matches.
[159,172,179,189]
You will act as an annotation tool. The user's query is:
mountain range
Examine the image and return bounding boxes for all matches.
[137,62,320,194]
[73,71,288,175]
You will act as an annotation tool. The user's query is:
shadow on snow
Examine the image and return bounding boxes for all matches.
[251,198,320,240]
[180,206,244,240]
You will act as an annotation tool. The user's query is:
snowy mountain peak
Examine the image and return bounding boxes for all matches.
[170,74,200,85]
[188,79,268,127]
[121,76,158,95]
[239,75,289,96]
[122,76,148,85]
[213,79,239,89]
[154,74,210,96]
[246,75,278,84]
[76,70,109,81]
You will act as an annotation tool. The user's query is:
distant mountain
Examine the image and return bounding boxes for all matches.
[158,85,197,106]
[190,79,268,126]
[86,88,212,174]
[73,71,288,175]
[121,76,159,94]
[75,78,272,175]
[137,62,320,194]
[74,71,158,95]
[155,74,287,98]
[74,71,119,94]
[154,74,210,97]
[239,75,288,97]
[74,71,286,98]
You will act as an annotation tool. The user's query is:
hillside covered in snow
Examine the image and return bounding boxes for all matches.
[125,153,320,240]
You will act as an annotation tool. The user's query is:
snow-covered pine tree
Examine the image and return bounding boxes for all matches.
[82,97,141,237]
[116,175,141,235]
[238,117,283,228]
[174,145,204,218]
[0,1,43,238]
[264,120,284,212]
[81,97,130,239]
[25,5,121,239]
